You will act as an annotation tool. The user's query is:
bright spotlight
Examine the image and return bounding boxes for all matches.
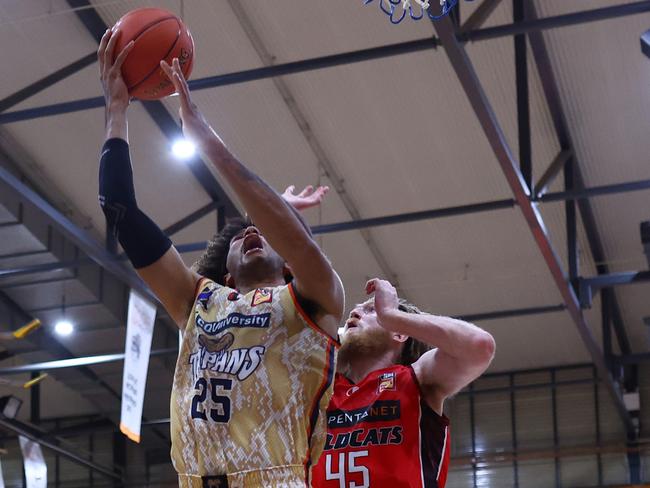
[55,320,74,336]
[171,139,196,159]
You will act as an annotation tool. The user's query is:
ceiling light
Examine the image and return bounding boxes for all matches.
[0,395,22,419]
[54,320,74,336]
[171,139,196,160]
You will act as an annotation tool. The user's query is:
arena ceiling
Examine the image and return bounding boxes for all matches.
[0,0,649,470]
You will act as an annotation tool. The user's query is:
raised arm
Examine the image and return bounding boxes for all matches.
[98,29,199,328]
[160,59,344,336]
[368,279,495,414]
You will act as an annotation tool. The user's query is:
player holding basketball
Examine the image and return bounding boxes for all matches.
[312,279,495,488]
[97,29,343,487]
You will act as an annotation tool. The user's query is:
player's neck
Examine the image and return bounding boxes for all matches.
[235,277,285,295]
[341,353,396,384]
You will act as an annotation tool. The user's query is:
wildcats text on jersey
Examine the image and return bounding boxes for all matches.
[324,426,403,450]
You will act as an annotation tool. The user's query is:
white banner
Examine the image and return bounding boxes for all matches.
[120,290,157,443]
[18,436,46,488]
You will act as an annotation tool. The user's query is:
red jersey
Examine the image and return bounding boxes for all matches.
[311,365,450,488]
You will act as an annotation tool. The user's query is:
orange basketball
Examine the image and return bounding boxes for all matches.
[112,8,194,100]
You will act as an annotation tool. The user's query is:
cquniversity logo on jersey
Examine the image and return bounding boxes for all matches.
[196,312,270,335]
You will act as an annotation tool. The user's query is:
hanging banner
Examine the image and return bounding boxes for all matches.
[18,436,46,488]
[120,290,157,443]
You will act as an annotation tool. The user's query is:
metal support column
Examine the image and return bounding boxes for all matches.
[509,374,519,487]
[469,383,477,488]
[112,431,126,488]
[30,371,40,425]
[565,158,578,285]
[514,0,531,191]
[593,367,603,486]
[431,14,635,436]
[550,370,560,487]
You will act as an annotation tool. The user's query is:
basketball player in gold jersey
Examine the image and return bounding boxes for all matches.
[97,29,343,487]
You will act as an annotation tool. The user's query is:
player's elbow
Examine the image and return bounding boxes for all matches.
[472,331,495,366]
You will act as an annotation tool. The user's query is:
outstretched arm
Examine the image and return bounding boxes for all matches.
[160,59,344,337]
[368,279,495,414]
[98,29,199,328]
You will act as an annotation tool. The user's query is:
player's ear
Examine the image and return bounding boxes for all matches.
[224,272,235,289]
[392,333,409,344]
[283,263,294,283]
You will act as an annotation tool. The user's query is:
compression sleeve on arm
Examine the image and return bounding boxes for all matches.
[99,138,172,268]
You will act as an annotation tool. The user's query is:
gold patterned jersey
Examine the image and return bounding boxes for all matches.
[170,279,338,487]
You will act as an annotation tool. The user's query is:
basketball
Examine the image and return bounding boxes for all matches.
[111,8,194,100]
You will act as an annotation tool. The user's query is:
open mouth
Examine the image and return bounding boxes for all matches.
[242,233,264,256]
[345,319,359,330]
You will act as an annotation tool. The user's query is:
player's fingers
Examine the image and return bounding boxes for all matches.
[365,279,377,294]
[172,58,192,97]
[314,186,329,199]
[104,28,120,69]
[284,185,296,195]
[298,185,314,198]
[113,40,134,72]
[97,28,111,70]
[161,60,186,100]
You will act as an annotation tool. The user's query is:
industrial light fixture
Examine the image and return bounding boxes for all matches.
[0,395,23,419]
[171,139,196,160]
[55,294,74,336]
[54,320,74,336]
[642,29,650,59]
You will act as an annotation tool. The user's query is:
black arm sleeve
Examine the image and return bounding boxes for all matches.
[99,138,172,268]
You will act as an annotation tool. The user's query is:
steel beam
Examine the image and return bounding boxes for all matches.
[2,1,649,125]
[514,0,531,191]
[0,163,153,301]
[459,377,595,396]
[162,201,220,236]
[540,178,650,202]
[617,352,650,365]
[461,1,650,42]
[534,150,573,198]
[0,52,96,113]
[526,2,632,356]
[0,347,177,375]
[431,15,635,436]
[460,0,503,33]
[565,158,578,282]
[311,198,516,234]
[0,290,121,401]
[459,304,565,322]
[582,270,650,290]
[0,417,121,481]
[641,221,650,267]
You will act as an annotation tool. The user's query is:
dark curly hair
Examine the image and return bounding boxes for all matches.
[192,218,250,285]
[396,300,433,365]
[192,204,314,286]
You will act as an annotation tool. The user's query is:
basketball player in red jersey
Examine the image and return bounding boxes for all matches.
[312,279,495,488]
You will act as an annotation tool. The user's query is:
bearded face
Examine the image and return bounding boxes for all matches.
[338,299,397,367]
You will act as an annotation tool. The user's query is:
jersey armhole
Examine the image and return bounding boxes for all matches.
[408,365,450,426]
[193,276,210,298]
[287,282,340,347]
